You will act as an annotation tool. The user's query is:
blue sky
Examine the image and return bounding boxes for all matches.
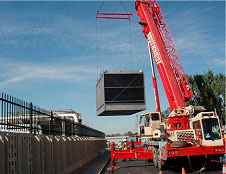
[0,1,225,134]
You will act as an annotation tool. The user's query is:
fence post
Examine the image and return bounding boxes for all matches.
[73,120,75,135]
[62,118,65,136]
[51,111,53,135]
[30,102,33,134]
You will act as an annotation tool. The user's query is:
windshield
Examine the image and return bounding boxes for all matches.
[144,115,150,127]
[202,118,221,140]
[151,113,160,121]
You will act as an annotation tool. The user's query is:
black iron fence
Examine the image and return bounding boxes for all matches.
[0,92,105,138]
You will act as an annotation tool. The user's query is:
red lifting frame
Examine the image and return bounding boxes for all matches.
[96,12,133,20]
[111,142,153,161]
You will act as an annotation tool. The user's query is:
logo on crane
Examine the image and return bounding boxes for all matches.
[147,32,162,64]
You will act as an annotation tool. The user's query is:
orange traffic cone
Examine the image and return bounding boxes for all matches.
[159,171,162,174]
[182,167,186,174]
[222,164,226,174]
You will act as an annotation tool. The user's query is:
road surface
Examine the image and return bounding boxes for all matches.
[105,159,222,174]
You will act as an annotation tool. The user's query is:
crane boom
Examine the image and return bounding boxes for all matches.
[135,0,193,110]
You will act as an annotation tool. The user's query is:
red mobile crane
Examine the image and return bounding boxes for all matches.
[97,0,225,171]
[134,0,225,170]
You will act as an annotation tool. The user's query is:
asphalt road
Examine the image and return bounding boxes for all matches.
[105,159,222,174]
[71,151,111,174]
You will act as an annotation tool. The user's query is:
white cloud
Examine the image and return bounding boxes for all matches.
[0,58,96,87]
[0,15,96,49]
[208,58,225,66]
[0,1,224,90]
[165,4,224,60]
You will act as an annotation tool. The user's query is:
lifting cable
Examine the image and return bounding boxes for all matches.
[95,1,105,80]
[97,1,105,13]
[120,0,130,14]
[131,18,139,70]
[121,0,141,70]
[95,0,135,75]
[120,0,133,70]
[95,17,99,80]
[129,16,133,70]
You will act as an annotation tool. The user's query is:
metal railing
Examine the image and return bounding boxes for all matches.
[0,92,105,138]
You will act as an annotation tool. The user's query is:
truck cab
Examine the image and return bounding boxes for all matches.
[138,112,161,138]
[191,112,224,146]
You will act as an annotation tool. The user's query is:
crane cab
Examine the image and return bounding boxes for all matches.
[191,112,224,146]
[138,112,161,138]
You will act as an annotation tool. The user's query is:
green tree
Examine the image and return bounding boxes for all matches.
[187,70,225,124]
[106,133,122,137]
[124,131,133,136]
[161,107,171,120]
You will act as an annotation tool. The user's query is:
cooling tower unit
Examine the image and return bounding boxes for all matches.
[96,70,146,116]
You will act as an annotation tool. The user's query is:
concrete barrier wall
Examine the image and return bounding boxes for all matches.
[0,132,106,174]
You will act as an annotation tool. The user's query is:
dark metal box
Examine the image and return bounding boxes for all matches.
[96,70,146,116]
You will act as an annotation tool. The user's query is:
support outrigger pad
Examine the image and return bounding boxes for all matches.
[107,165,120,171]
[107,160,120,170]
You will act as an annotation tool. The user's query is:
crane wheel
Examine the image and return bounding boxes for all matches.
[157,149,166,170]
[144,146,152,163]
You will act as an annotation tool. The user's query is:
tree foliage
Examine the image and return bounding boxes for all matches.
[106,131,137,137]
[124,131,133,136]
[106,133,122,137]
[187,70,225,124]
[161,107,171,120]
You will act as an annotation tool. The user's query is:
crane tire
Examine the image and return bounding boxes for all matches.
[157,149,166,170]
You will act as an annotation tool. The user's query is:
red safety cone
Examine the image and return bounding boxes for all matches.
[222,164,226,174]
[182,167,186,174]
